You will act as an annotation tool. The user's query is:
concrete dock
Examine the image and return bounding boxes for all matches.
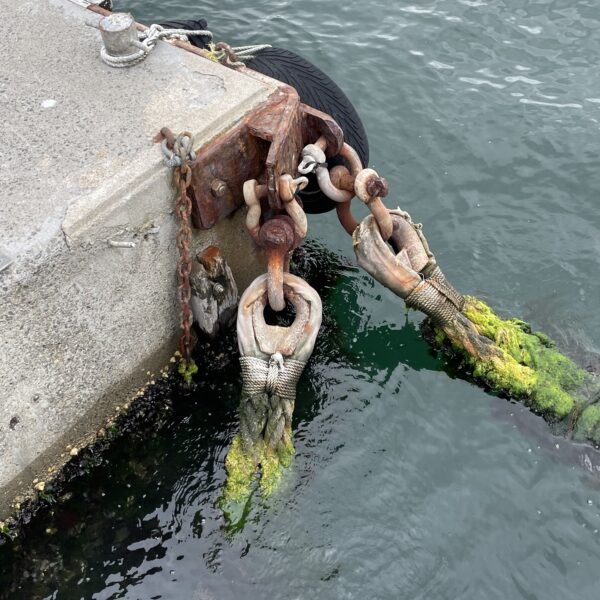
[0,0,276,517]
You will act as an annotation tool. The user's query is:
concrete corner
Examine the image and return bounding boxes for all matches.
[0,0,275,517]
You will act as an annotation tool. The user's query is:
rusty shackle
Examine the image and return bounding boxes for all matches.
[352,209,430,299]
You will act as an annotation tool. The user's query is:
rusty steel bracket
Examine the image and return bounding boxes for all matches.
[187,85,344,229]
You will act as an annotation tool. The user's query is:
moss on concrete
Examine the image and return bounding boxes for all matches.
[435,297,590,422]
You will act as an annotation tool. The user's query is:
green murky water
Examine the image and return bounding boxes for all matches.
[2,0,600,597]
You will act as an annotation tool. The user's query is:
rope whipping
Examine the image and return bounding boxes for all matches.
[405,265,465,327]
[384,209,464,326]
[239,354,307,453]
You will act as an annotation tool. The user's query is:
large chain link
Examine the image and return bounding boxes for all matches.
[298,138,393,239]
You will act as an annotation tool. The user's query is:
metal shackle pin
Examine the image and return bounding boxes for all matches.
[354,168,393,241]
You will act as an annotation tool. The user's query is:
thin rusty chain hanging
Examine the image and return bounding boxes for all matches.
[159,128,198,384]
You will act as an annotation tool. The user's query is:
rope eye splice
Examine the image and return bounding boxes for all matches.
[222,273,322,514]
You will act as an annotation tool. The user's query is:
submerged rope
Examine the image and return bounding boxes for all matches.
[239,354,307,453]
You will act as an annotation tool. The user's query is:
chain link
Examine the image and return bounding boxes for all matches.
[159,130,198,383]
[174,165,194,362]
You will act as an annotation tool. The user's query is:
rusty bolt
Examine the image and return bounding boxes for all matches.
[210,179,228,198]
[365,175,389,199]
[258,217,296,252]
[355,168,390,203]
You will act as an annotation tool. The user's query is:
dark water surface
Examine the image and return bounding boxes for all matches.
[2,0,600,597]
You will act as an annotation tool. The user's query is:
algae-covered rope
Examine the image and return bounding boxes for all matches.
[352,203,600,446]
[224,273,322,504]
[314,140,598,436]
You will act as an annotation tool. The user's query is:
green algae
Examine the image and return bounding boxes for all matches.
[222,434,295,506]
[178,359,198,386]
[222,436,256,504]
[575,405,600,442]
[0,520,15,541]
[434,296,594,427]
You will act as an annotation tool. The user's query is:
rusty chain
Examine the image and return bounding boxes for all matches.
[298,137,393,240]
[159,123,454,386]
[160,129,198,384]
[175,167,193,358]
[298,136,466,326]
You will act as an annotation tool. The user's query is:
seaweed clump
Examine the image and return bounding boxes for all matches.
[432,296,600,443]
[223,433,295,506]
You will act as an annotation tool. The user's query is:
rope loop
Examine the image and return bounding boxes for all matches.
[206,42,272,66]
[101,24,214,68]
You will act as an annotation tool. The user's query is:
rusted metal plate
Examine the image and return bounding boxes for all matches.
[189,86,346,229]
[258,86,303,211]
[188,118,268,229]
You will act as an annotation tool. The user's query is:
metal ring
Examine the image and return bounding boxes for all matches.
[237,273,322,363]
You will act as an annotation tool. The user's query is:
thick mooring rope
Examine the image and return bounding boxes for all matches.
[239,354,307,452]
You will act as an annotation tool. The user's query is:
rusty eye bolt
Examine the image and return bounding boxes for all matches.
[258,218,296,312]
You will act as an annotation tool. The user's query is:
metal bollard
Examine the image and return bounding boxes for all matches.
[98,13,139,58]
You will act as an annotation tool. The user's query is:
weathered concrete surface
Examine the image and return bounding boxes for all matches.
[0,0,275,517]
